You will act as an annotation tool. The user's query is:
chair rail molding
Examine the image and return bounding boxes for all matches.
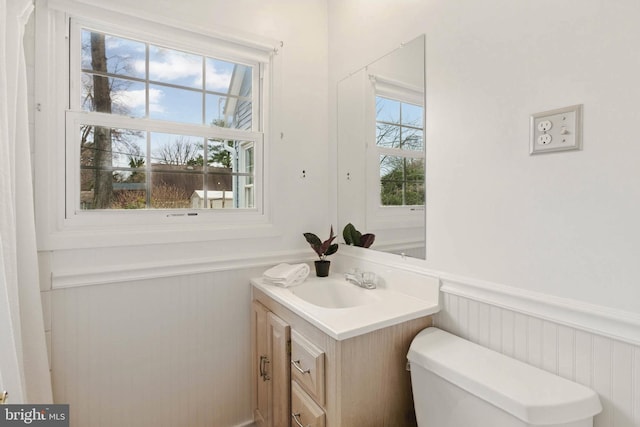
[50,249,312,289]
[439,274,640,347]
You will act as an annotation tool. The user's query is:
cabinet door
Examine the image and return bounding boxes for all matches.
[252,301,270,427]
[267,312,291,427]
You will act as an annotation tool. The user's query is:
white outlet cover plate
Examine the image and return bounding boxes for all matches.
[530,104,583,155]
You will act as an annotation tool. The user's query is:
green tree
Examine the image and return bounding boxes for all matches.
[380,158,425,206]
[207,119,235,168]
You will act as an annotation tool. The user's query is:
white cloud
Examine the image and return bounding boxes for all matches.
[133,51,233,92]
[206,66,232,92]
[133,60,146,77]
[113,87,165,114]
[148,50,202,83]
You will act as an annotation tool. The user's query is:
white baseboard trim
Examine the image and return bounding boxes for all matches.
[440,274,640,346]
[51,249,312,289]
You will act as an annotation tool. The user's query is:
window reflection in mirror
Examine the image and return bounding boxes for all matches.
[375,96,425,207]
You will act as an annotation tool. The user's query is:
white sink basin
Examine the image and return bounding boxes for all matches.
[252,268,440,340]
[289,278,380,308]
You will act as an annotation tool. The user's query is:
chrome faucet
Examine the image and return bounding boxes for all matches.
[344,270,377,289]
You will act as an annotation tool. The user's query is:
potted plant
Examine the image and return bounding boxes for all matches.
[303,226,339,277]
[342,223,375,248]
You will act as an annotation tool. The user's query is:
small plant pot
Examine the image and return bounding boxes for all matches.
[314,260,331,277]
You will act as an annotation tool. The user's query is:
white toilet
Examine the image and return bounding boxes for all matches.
[407,327,602,427]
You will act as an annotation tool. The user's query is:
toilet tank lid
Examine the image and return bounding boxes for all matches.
[407,327,602,425]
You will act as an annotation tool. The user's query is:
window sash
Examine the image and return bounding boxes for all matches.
[65,111,264,216]
[65,17,266,216]
[69,19,262,132]
[374,96,425,208]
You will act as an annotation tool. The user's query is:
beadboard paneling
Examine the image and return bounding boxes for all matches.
[51,267,264,427]
[434,292,640,427]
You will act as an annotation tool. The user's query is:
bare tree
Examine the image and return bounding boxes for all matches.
[80,31,144,209]
[90,32,114,209]
[153,136,200,165]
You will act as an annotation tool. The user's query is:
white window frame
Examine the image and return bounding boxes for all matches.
[365,75,425,230]
[34,0,280,250]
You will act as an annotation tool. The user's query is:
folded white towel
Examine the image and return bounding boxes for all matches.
[263,263,310,287]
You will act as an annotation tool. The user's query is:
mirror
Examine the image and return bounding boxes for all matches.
[337,35,426,259]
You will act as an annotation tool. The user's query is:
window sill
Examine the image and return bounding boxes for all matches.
[38,219,280,251]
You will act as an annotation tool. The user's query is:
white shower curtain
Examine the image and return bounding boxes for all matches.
[0,0,53,404]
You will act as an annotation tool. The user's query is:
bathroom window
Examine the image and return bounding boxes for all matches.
[69,25,263,211]
[35,1,279,249]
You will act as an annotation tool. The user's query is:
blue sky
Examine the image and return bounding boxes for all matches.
[81,29,245,126]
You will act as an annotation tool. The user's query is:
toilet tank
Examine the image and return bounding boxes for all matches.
[407,328,602,427]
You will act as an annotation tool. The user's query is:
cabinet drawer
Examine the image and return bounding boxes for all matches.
[290,330,325,405]
[291,381,325,427]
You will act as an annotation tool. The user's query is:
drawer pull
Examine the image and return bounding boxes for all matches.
[291,359,310,374]
[291,412,309,427]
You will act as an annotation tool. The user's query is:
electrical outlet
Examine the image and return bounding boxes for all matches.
[537,120,553,132]
[538,134,552,145]
[530,104,583,155]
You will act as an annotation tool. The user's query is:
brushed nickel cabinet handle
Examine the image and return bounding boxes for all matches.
[291,359,310,374]
[291,412,308,427]
[259,355,270,381]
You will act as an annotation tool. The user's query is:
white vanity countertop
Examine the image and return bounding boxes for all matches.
[251,271,440,340]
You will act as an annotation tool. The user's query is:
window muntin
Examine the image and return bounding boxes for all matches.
[375,96,425,207]
[75,121,259,210]
[80,29,254,129]
[72,25,262,213]
[375,97,424,151]
[379,156,425,206]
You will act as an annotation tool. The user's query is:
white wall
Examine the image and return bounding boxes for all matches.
[328,0,640,315]
[31,1,329,425]
[329,3,640,426]
[38,0,330,274]
[49,267,264,427]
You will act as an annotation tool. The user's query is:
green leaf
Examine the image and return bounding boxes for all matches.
[342,223,361,246]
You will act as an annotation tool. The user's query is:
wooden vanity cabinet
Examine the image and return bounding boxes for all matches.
[252,288,432,427]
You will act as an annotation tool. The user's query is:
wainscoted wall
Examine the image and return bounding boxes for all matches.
[44,245,640,427]
[49,267,266,427]
[434,289,640,427]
